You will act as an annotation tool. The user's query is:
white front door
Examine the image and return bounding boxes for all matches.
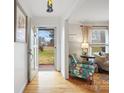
[28,28,38,81]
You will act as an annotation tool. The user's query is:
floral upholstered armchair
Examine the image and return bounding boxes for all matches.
[69,54,95,83]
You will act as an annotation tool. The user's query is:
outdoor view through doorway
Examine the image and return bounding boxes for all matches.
[38,28,55,71]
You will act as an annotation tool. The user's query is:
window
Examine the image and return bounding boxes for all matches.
[89,27,109,55]
[92,30,106,43]
[92,47,106,53]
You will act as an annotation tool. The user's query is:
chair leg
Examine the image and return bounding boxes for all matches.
[89,75,94,85]
[89,79,94,85]
[89,80,92,85]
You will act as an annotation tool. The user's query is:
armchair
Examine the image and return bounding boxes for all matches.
[94,53,109,72]
[69,54,95,83]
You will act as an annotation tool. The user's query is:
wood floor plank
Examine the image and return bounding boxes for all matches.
[24,71,109,93]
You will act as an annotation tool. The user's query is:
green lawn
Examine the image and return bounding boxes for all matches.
[39,47,54,65]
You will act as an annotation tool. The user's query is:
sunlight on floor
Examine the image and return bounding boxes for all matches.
[24,71,109,93]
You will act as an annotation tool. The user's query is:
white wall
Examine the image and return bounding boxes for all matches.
[60,20,65,78]
[32,17,70,79]
[32,16,62,71]
[14,43,27,93]
[14,0,31,93]
[60,20,69,79]
[61,23,83,79]
[68,24,83,59]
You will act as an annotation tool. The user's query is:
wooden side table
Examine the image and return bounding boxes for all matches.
[80,55,95,61]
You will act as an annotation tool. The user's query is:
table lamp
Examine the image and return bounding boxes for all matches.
[81,43,89,55]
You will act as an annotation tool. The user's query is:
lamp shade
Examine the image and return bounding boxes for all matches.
[81,43,89,48]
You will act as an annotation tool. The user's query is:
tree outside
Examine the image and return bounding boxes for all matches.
[38,30,54,65]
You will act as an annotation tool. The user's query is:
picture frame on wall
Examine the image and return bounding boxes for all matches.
[14,0,27,43]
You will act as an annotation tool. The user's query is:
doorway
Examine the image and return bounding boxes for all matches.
[38,27,55,71]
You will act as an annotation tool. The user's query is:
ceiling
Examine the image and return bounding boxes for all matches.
[20,0,79,17]
[19,0,109,23]
[69,0,109,23]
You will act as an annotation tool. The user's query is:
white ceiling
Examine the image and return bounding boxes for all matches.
[19,0,109,23]
[69,0,109,23]
[21,0,79,17]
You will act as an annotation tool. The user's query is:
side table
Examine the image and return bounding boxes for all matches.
[80,55,95,61]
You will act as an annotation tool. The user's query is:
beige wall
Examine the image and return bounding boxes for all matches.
[68,23,83,59]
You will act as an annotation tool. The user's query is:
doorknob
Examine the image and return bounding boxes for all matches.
[28,49,34,62]
[28,49,33,56]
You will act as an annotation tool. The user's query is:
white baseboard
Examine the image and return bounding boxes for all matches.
[19,81,27,93]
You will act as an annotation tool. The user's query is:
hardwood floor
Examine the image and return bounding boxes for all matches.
[24,71,109,93]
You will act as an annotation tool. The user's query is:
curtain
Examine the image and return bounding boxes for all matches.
[81,25,92,43]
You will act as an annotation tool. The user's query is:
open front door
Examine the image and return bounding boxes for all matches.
[28,27,38,81]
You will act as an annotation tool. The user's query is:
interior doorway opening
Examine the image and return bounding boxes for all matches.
[38,27,55,71]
